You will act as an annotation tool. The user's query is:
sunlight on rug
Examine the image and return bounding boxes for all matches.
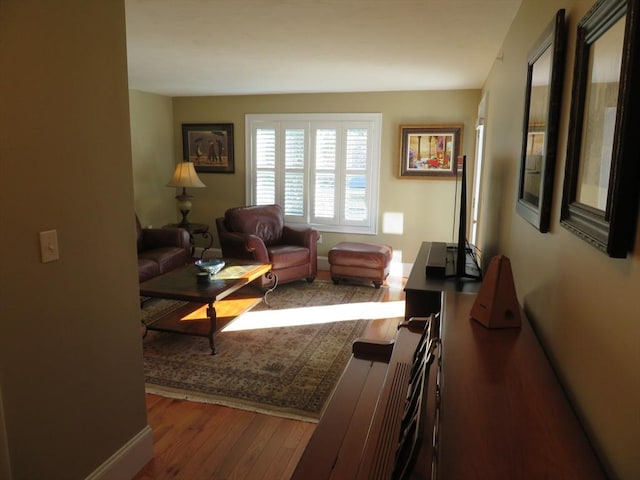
[223,300,405,331]
[141,280,401,422]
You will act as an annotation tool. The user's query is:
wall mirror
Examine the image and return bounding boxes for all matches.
[516,9,566,232]
[561,0,640,257]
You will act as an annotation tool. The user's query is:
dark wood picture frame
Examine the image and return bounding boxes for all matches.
[516,9,566,233]
[399,124,463,177]
[182,123,235,173]
[561,0,640,257]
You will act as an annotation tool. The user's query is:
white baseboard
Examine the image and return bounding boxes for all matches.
[199,248,337,273]
[198,247,222,259]
[197,247,412,278]
[0,386,12,480]
[318,256,330,271]
[85,425,153,480]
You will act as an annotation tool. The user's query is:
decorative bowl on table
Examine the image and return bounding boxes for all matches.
[195,259,225,275]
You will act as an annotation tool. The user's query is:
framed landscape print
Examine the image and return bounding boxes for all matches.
[182,123,235,173]
[399,124,463,177]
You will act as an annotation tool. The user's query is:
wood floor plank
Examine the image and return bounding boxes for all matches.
[150,400,215,458]
[133,271,405,480]
[266,421,316,480]
[165,407,238,477]
[175,407,257,479]
[210,414,279,479]
[225,417,285,479]
[248,421,296,480]
[242,419,315,480]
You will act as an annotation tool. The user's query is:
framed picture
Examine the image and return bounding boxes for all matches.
[516,9,566,233]
[182,123,234,173]
[560,0,640,257]
[399,124,463,177]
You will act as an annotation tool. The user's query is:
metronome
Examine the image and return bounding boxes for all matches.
[470,255,521,329]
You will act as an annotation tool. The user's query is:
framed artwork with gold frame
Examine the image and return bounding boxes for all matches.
[399,124,463,177]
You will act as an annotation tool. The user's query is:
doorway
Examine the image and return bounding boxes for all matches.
[470,93,487,248]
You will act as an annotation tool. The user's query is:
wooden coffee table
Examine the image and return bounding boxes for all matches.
[140,260,272,354]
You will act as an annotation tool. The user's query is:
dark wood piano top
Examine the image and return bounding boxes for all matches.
[437,292,606,479]
[292,288,607,479]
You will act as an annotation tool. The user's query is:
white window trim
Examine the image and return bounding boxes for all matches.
[245,113,382,235]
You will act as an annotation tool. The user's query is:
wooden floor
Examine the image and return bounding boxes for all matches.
[134,271,406,480]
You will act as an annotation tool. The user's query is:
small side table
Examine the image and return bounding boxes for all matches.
[164,222,214,258]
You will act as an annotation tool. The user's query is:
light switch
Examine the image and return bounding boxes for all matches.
[39,230,60,263]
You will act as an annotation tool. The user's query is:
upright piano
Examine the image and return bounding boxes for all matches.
[292,291,607,479]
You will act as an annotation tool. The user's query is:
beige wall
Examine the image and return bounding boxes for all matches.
[481,0,640,478]
[13,0,633,478]
[172,90,481,263]
[0,1,149,478]
[129,90,178,227]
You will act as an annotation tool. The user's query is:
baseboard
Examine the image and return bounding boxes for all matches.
[197,247,412,278]
[198,247,222,259]
[85,425,153,480]
[318,256,330,271]
[0,386,12,480]
[199,247,332,270]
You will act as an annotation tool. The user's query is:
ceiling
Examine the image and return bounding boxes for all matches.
[125,0,522,97]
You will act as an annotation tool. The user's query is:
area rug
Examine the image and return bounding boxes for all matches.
[141,280,387,422]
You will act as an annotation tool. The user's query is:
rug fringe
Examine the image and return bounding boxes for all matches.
[145,384,319,424]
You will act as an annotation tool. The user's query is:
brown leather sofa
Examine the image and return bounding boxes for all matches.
[216,204,319,288]
[136,214,191,282]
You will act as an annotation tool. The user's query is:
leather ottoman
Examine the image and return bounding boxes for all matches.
[328,241,393,288]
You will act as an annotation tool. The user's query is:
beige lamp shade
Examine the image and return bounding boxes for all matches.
[166,161,206,188]
[166,162,205,228]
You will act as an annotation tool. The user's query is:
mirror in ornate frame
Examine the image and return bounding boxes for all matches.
[516,9,566,232]
[561,0,640,257]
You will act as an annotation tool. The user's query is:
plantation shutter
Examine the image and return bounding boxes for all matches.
[255,127,276,205]
[343,126,369,223]
[312,126,339,224]
[246,113,381,234]
[283,127,306,218]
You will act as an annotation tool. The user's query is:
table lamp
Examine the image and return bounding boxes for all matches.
[166,161,206,228]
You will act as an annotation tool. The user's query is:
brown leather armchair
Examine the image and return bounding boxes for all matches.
[136,214,190,282]
[216,204,319,288]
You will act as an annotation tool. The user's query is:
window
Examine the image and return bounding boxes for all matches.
[246,113,382,234]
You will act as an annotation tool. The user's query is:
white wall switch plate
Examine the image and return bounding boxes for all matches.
[39,230,60,263]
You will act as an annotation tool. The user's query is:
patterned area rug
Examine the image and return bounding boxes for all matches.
[141,280,387,422]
